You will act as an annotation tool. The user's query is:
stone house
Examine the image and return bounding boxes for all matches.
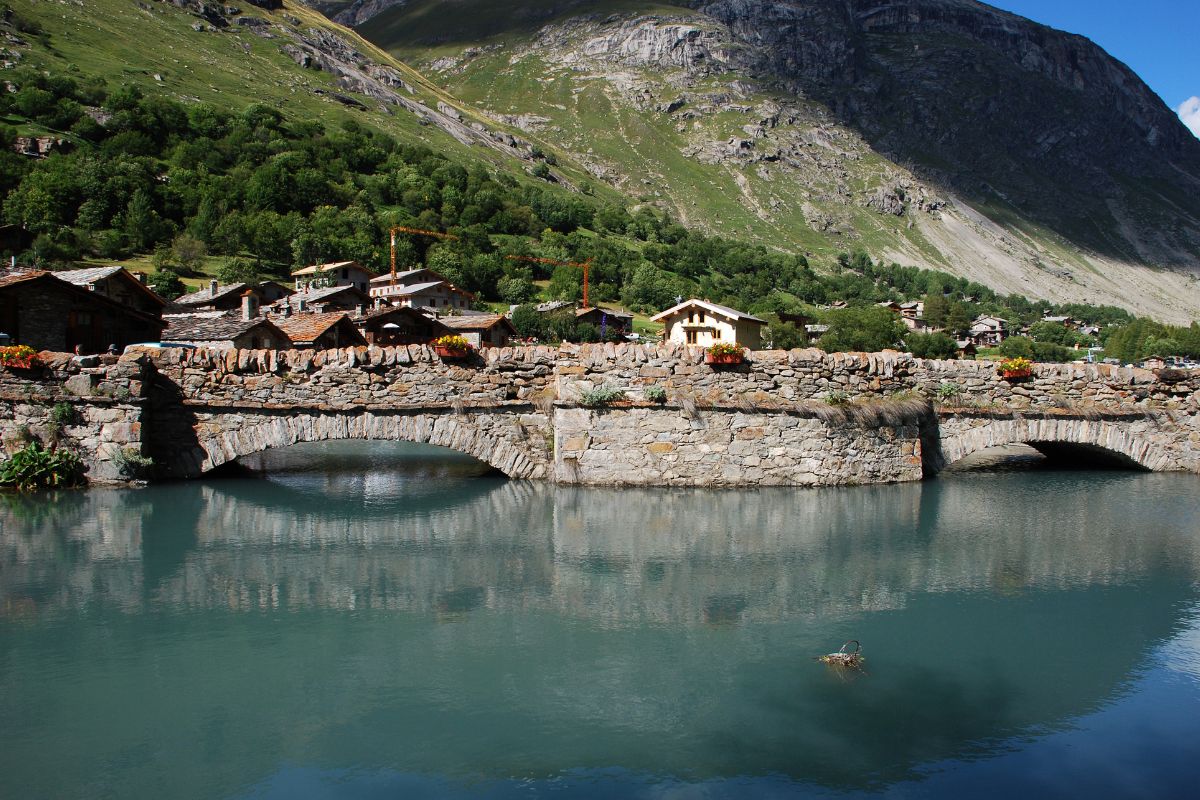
[371,277,474,311]
[969,315,1009,347]
[274,312,367,350]
[174,279,293,312]
[161,312,290,350]
[54,266,167,317]
[575,306,634,336]
[651,299,765,350]
[0,270,165,353]
[352,306,450,346]
[292,261,376,293]
[274,285,373,314]
[438,313,519,348]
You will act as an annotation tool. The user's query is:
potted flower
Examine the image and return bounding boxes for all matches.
[0,345,41,371]
[433,335,472,359]
[998,356,1033,380]
[704,341,744,365]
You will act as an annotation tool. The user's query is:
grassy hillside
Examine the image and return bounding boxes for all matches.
[352,0,1200,322]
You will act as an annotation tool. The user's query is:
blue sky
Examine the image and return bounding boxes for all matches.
[986,0,1200,135]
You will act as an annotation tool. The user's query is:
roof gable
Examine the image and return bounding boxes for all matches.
[650,298,765,324]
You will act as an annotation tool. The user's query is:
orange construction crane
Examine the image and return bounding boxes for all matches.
[389,226,458,283]
[505,254,593,308]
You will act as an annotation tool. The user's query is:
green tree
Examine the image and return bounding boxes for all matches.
[216,257,258,285]
[150,268,185,301]
[818,306,906,353]
[170,233,207,274]
[764,316,807,350]
[923,292,949,329]
[944,302,974,338]
[905,331,958,359]
[510,304,544,339]
[998,336,1035,359]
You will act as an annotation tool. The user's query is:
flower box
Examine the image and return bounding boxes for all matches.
[434,345,470,359]
[1000,369,1033,380]
[704,352,743,365]
[0,345,41,371]
[433,335,472,360]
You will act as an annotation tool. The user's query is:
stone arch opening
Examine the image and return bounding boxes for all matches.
[930,417,1174,476]
[169,410,547,480]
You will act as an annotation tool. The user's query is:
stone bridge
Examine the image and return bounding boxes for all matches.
[2,344,1197,486]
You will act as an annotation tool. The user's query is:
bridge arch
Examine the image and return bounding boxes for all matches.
[933,416,1185,474]
[171,410,549,480]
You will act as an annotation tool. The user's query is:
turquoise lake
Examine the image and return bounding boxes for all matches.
[2,442,1199,798]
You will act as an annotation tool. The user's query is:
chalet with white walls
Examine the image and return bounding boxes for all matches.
[651,299,765,350]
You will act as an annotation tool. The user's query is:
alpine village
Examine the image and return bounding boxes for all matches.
[2,1,1200,798]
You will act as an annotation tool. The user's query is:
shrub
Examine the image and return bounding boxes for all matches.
[112,447,154,480]
[579,386,625,407]
[644,386,667,403]
[825,390,849,406]
[0,345,40,369]
[934,382,961,403]
[50,402,79,427]
[905,331,958,359]
[0,441,85,490]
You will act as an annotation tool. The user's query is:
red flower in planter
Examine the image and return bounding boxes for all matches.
[0,345,40,370]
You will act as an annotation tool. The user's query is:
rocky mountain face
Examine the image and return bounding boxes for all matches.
[694,0,1200,265]
[341,0,1200,320]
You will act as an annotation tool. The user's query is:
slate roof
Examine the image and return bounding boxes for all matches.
[0,270,165,325]
[176,281,251,306]
[439,313,517,333]
[54,265,167,306]
[277,285,372,308]
[369,268,447,284]
[54,266,124,284]
[0,270,45,289]
[576,306,633,320]
[163,314,281,342]
[292,261,377,278]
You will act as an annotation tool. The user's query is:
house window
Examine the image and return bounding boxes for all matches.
[686,330,697,344]
[341,269,349,279]
[698,313,705,323]
[687,310,695,323]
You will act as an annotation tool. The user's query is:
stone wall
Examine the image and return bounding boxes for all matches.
[3,343,1198,487]
[0,353,150,484]
[553,406,923,486]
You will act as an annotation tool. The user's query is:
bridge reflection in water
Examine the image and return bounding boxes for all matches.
[2,442,1199,798]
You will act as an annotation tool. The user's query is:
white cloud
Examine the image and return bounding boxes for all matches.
[1178,96,1200,138]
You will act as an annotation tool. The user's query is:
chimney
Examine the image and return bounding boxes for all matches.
[356,304,365,318]
[283,303,292,317]
[209,279,219,297]
[298,299,307,313]
[241,291,259,321]
[136,272,148,285]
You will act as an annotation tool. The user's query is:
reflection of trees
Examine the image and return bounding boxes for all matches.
[4,472,1200,622]
[3,467,1199,795]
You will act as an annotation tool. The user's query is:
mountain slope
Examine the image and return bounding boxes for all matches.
[347,0,1200,321]
[0,0,607,196]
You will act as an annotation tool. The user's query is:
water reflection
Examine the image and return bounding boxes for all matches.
[1,443,1199,799]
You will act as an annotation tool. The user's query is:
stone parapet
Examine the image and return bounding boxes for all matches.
[2,345,1197,487]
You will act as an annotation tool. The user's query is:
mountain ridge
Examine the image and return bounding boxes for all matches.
[343,0,1200,320]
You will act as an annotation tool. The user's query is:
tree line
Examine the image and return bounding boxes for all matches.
[2,70,1196,361]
